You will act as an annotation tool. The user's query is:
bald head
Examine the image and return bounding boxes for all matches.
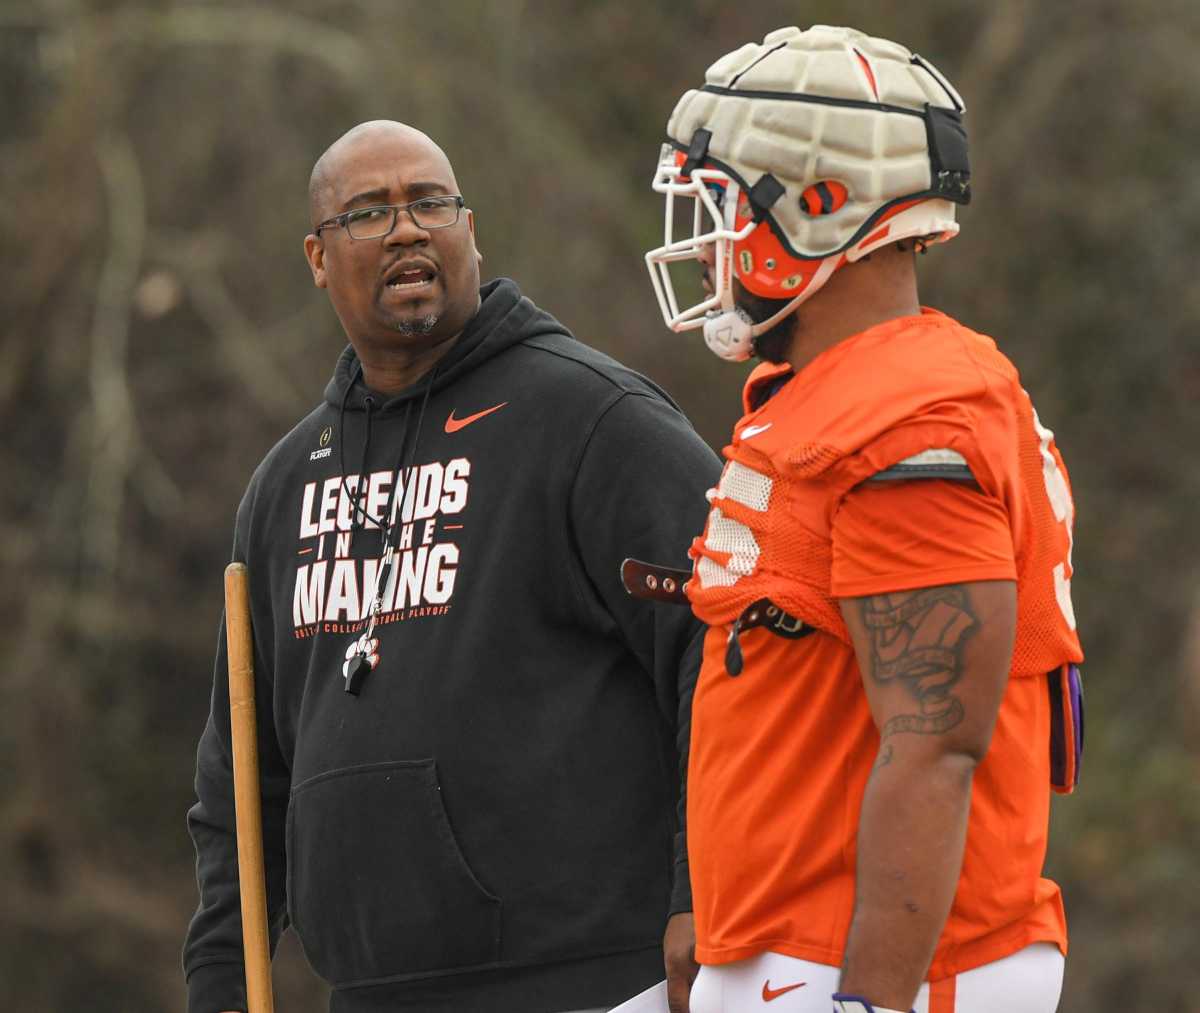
[308,120,458,227]
[301,119,481,380]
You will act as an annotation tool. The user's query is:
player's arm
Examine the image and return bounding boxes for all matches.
[836,578,1016,1010]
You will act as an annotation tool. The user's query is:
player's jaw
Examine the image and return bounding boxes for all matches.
[698,251,797,364]
[730,282,797,364]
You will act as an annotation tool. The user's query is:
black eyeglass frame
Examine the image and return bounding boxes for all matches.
[314,194,466,239]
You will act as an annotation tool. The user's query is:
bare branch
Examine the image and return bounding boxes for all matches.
[185,265,309,422]
[83,131,144,579]
[105,7,369,89]
[954,0,1032,113]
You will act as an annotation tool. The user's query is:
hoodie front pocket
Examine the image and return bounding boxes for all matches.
[286,759,501,987]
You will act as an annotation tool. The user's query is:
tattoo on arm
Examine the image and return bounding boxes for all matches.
[860,586,978,738]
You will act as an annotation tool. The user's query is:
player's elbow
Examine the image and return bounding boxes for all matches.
[935,725,996,769]
[896,729,994,773]
[947,737,990,769]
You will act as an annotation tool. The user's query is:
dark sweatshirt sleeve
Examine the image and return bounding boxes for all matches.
[568,390,721,915]
[183,495,292,1013]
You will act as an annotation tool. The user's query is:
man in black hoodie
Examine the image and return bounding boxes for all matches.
[183,121,718,1013]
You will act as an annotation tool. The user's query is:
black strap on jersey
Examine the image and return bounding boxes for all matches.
[621,559,815,678]
[724,598,814,676]
[867,461,975,483]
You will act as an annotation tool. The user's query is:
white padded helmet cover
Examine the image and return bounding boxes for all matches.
[666,25,966,259]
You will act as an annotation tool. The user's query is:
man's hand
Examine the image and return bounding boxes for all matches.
[664,912,698,1013]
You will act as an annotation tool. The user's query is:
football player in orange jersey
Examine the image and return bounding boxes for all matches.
[640,25,1084,1013]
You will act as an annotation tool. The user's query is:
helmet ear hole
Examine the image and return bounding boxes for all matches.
[799,181,848,216]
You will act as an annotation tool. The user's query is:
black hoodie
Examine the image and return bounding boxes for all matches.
[184,279,721,1012]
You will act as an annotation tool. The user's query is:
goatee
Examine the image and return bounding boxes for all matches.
[394,313,439,337]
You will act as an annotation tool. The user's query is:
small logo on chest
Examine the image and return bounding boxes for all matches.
[739,422,773,440]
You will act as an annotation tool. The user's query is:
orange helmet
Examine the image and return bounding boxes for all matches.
[645,25,970,361]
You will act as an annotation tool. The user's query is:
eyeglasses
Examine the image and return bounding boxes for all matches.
[315,195,466,239]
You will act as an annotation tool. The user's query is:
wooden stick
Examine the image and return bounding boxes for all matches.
[224,562,275,1013]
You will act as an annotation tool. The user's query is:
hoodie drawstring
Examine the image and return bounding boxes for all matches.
[337,363,378,552]
[332,358,442,695]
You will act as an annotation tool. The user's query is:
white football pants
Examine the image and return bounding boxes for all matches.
[689,943,1064,1013]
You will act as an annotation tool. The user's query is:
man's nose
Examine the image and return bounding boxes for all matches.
[383,209,429,246]
[696,242,716,268]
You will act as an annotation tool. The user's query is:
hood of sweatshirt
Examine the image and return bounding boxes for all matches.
[323,277,572,413]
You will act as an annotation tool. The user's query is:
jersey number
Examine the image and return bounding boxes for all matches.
[1032,408,1077,630]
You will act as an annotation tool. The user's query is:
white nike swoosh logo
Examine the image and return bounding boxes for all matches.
[740,423,773,440]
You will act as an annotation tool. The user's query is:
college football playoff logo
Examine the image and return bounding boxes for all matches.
[310,426,334,462]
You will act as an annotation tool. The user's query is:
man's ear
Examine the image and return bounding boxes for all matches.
[467,209,482,267]
[303,233,328,288]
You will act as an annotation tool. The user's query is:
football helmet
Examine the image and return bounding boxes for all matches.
[645,25,971,361]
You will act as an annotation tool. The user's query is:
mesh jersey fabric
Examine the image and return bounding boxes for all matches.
[687,308,1082,676]
[684,309,1084,978]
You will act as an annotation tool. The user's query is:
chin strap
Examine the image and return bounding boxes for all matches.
[832,994,914,1013]
[701,253,844,362]
[702,306,756,361]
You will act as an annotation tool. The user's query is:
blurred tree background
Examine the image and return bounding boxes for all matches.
[2,0,1197,1009]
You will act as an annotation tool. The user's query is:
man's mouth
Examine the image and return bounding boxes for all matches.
[386,269,435,290]
[383,260,438,294]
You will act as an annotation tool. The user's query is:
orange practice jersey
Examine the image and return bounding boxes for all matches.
[685,309,1084,980]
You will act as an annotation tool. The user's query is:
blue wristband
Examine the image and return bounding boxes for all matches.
[831,994,915,1013]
